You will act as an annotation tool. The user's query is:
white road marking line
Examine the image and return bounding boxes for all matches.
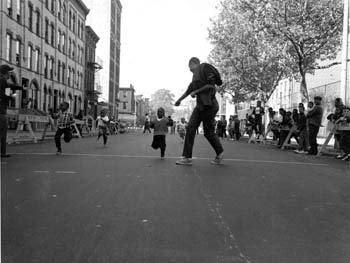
[34,170,50,173]
[11,152,328,166]
[55,171,77,174]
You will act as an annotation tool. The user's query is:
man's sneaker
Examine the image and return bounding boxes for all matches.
[175,157,192,166]
[294,150,306,154]
[342,154,350,161]
[56,151,62,155]
[211,153,223,165]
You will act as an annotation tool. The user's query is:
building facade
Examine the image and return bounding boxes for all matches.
[85,0,122,118]
[84,25,100,118]
[135,95,150,126]
[118,84,135,124]
[0,0,89,115]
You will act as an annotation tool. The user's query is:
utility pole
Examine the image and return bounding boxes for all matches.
[340,0,350,105]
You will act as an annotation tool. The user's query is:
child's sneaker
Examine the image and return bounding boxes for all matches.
[56,150,62,155]
[160,156,165,160]
[175,157,192,166]
[210,153,223,165]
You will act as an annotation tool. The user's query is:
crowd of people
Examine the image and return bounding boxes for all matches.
[2,58,350,163]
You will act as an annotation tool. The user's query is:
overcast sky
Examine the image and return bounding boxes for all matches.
[118,0,220,99]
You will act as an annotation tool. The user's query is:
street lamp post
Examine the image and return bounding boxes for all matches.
[340,0,350,105]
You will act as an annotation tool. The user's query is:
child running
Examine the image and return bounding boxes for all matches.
[96,110,109,146]
[54,102,74,155]
[177,117,187,143]
[150,107,171,159]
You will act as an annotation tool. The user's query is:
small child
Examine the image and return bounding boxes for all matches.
[150,107,171,159]
[177,117,187,143]
[54,102,74,155]
[96,110,109,146]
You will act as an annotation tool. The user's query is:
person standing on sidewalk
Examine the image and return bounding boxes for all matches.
[143,113,151,133]
[306,96,324,155]
[0,64,23,158]
[174,57,224,165]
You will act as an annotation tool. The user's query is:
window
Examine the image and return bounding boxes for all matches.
[57,60,61,81]
[27,45,33,69]
[78,20,80,38]
[72,41,75,59]
[63,4,66,23]
[61,33,65,53]
[7,0,13,16]
[123,102,127,110]
[28,4,33,31]
[69,11,72,29]
[72,69,75,87]
[35,11,40,35]
[16,0,21,22]
[50,24,55,46]
[57,0,61,20]
[51,0,55,13]
[68,38,71,57]
[45,0,49,9]
[15,39,21,65]
[44,55,48,78]
[81,48,84,64]
[67,67,71,86]
[61,63,65,83]
[72,14,76,33]
[76,72,79,89]
[45,19,49,43]
[34,49,39,72]
[50,58,54,79]
[57,29,61,50]
[6,34,12,62]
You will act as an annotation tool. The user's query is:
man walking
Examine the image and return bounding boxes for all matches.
[306,96,324,155]
[0,64,23,158]
[175,57,224,165]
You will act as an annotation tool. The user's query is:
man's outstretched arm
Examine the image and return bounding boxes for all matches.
[175,83,193,106]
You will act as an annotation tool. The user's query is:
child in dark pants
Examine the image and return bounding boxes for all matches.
[54,102,74,155]
[150,107,171,159]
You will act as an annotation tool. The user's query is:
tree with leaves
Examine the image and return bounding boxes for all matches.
[239,0,343,102]
[149,89,175,117]
[209,0,287,105]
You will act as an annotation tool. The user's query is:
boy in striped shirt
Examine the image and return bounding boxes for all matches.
[54,102,74,155]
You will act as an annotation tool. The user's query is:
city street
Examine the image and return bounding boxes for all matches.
[1,133,350,263]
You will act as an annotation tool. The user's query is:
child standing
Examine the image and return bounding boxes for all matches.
[150,107,171,159]
[96,110,109,146]
[177,117,187,143]
[54,102,74,155]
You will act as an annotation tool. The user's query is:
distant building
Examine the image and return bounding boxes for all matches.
[118,84,136,125]
[0,0,89,114]
[84,25,101,118]
[85,0,122,118]
[135,95,151,126]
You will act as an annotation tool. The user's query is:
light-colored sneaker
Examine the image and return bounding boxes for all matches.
[56,151,62,155]
[175,157,192,166]
[210,153,223,165]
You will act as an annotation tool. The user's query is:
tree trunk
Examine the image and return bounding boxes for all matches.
[300,72,309,103]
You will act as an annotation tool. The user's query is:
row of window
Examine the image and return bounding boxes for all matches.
[6,33,83,90]
[7,0,85,39]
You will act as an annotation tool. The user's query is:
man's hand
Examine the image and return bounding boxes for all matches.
[174,100,181,107]
[190,92,196,98]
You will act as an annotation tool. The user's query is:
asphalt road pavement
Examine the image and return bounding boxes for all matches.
[1,133,350,263]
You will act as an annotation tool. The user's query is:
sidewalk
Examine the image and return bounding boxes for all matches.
[6,129,97,144]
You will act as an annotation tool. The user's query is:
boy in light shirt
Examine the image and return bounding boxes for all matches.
[96,110,109,146]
